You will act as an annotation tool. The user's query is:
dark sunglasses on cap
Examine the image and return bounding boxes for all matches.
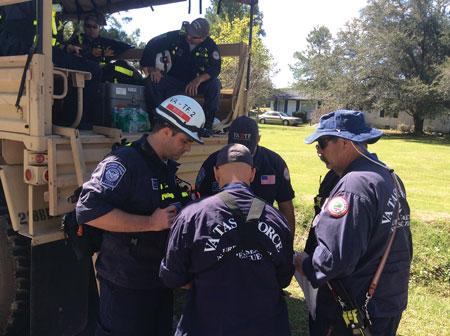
[85,23,99,29]
[316,136,336,150]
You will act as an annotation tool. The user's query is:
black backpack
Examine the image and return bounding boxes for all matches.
[101,60,144,86]
[213,190,273,263]
[63,187,103,261]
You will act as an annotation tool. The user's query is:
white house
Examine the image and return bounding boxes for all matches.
[364,110,450,133]
[269,90,320,120]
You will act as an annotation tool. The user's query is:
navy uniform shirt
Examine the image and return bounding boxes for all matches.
[160,182,294,336]
[76,135,179,290]
[195,145,295,205]
[302,156,412,318]
[140,30,221,83]
[74,33,134,64]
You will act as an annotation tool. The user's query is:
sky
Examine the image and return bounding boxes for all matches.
[121,0,369,88]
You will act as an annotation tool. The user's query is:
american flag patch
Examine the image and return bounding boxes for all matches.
[261,175,275,185]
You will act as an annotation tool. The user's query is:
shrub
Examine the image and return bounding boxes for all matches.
[397,123,410,133]
[311,107,333,124]
[292,110,306,123]
[424,125,433,133]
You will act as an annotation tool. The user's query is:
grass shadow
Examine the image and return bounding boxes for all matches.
[380,132,450,146]
[285,291,310,336]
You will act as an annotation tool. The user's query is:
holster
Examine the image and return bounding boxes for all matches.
[330,280,373,336]
[341,307,372,336]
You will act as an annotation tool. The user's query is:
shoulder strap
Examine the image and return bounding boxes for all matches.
[128,140,165,175]
[247,197,265,222]
[128,140,188,207]
[215,190,272,261]
[215,190,245,222]
[216,190,265,224]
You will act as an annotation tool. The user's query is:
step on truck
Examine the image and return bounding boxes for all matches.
[0,0,249,334]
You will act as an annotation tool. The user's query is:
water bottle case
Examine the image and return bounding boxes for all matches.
[112,107,150,133]
[101,83,148,132]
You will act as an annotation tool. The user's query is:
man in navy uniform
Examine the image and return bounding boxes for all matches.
[0,0,36,56]
[65,15,134,65]
[160,143,294,336]
[195,116,296,234]
[294,110,412,336]
[65,15,141,86]
[76,95,205,336]
[141,18,221,136]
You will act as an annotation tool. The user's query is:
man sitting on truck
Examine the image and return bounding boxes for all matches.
[52,9,103,129]
[64,15,142,85]
[141,18,222,137]
[0,1,36,56]
[66,15,134,65]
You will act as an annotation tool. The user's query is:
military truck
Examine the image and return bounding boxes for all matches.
[0,0,249,334]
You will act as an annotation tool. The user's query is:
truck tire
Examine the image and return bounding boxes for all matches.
[0,215,30,335]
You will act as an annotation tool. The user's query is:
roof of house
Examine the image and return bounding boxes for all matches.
[270,90,316,100]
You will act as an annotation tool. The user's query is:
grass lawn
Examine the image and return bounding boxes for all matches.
[257,123,450,336]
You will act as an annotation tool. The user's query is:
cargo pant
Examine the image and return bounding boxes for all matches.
[95,276,173,336]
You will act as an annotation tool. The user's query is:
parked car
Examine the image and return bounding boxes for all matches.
[258,111,303,126]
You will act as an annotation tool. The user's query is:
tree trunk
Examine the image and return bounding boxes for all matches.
[413,113,424,134]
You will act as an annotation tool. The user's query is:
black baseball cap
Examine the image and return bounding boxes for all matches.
[216,143,253,168]
[228,116,259,154]
[186,18,210,38]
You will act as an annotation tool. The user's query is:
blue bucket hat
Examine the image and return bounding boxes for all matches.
[304,110,383,144]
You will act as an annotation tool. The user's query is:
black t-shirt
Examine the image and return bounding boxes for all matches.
[195,146,295,205]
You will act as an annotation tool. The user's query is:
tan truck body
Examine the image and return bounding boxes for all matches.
[0,0,248,246]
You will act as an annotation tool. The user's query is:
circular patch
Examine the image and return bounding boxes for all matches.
[327,196,349,218]
[105,168,120,182]
[283,167,290,181]
[101,161,126,190]
[212,50,220,60]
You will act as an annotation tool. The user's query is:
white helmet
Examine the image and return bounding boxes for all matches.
[155,95,206,144]
[155,50,172,73]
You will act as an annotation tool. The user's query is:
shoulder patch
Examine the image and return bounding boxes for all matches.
[327,196,349,218]
[101,161,126,190]
[283,167,290,181]
[212,50,220,60]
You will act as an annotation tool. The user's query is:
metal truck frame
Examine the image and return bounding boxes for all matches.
[0,0,249,334]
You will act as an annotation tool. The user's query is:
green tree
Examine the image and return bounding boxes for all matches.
[290,26,333,91]
[292,0,450,133]
[101,15,145,48]
[206,0,265,36]
[210,16,274,109]
[206,1,274,109]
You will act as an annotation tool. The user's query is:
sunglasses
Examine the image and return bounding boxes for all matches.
[188,34,204,40]
[84,23,99,29]
[316,136,336,150]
